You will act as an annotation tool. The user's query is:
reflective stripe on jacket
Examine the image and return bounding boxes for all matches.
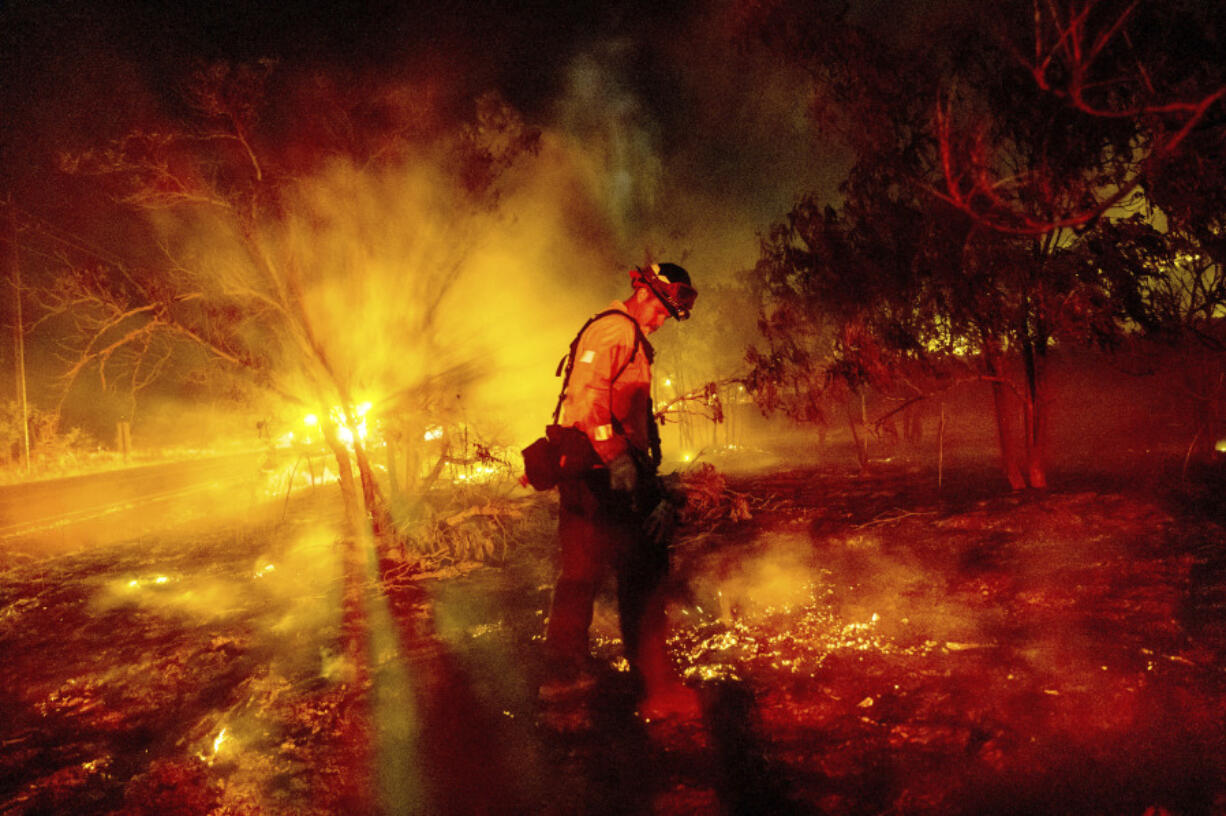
[558,301,653,464]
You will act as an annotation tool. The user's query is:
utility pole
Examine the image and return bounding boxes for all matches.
[7,201,30,473]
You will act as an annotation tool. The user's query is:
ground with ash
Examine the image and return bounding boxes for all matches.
[2,458,1226,815]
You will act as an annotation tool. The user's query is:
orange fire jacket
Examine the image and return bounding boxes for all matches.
[557,302,654,465]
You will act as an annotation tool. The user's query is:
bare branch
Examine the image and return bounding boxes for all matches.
[942,0,1226,235]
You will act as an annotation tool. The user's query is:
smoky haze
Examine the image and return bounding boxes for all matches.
[2,0,841,458]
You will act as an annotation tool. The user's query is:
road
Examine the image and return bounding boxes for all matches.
[0,450,274,559]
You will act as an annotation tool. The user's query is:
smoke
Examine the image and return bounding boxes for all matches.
[691,531,823,617]
[180,29,833,453]
[124,130,602,450]
[552,40,665,253]
[9,0,855,462]
[684,526,992,650]
[92,523,338,622]
[541,12,846,277]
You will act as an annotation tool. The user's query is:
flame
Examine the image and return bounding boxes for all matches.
[124,575,175,590]
[297,403,375,447]
[672,578,936,683]
[453,463,504,482]
[196,727,229,764]
[327,406,368,445]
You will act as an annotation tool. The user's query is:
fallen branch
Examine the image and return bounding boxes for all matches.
[855,508,939,529]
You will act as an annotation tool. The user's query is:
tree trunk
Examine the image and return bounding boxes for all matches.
[324,426,362,538]
[325,420,402,564]
[937,400,946,489]
[904,402,923,445]
[351,438,396,547]
[846,392,870,472]
[1020,337,1048,489]
[880,412,900,449]
[985,349,1027,490]
[385,434,400,500]
[1185,359,1225,463]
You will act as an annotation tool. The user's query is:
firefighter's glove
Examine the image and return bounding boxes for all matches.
[608,453,638,494]
[644,499,679,547]
[658,471,687,506]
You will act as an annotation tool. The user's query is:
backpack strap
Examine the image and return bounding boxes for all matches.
[551,310,653,425]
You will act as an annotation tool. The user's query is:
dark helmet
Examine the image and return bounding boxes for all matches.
[630,263,697,320]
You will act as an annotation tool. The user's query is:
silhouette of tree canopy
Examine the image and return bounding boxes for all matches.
[741,0,1226,486]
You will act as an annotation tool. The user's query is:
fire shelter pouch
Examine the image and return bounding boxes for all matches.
[521,435,559,491]
[547,424,601,476]
[520,425,602,491]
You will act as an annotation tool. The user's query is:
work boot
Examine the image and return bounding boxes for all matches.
[537,657,599,703]
[636,681,702,722]
[628,615,701,721]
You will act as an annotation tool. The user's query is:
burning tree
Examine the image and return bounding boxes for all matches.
[36,62,538,549]
[739,0,1226,488]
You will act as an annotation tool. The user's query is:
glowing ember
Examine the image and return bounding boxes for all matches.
[671,581,936,682]
[124,574,177,590]
[453,464,502,482]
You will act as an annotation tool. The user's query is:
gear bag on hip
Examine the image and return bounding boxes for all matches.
[521,424,602,491]
[521,309,650,492]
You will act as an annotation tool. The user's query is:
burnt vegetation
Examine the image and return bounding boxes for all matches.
[2,0,1226,814]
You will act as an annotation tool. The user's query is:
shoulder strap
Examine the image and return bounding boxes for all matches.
[551,310,653,424]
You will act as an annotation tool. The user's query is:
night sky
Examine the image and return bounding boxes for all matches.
[0,0,840,250]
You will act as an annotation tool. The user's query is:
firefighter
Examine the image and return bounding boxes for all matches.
[541,262,701,721]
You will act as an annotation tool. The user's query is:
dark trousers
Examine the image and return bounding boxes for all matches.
[545,472,671,681]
